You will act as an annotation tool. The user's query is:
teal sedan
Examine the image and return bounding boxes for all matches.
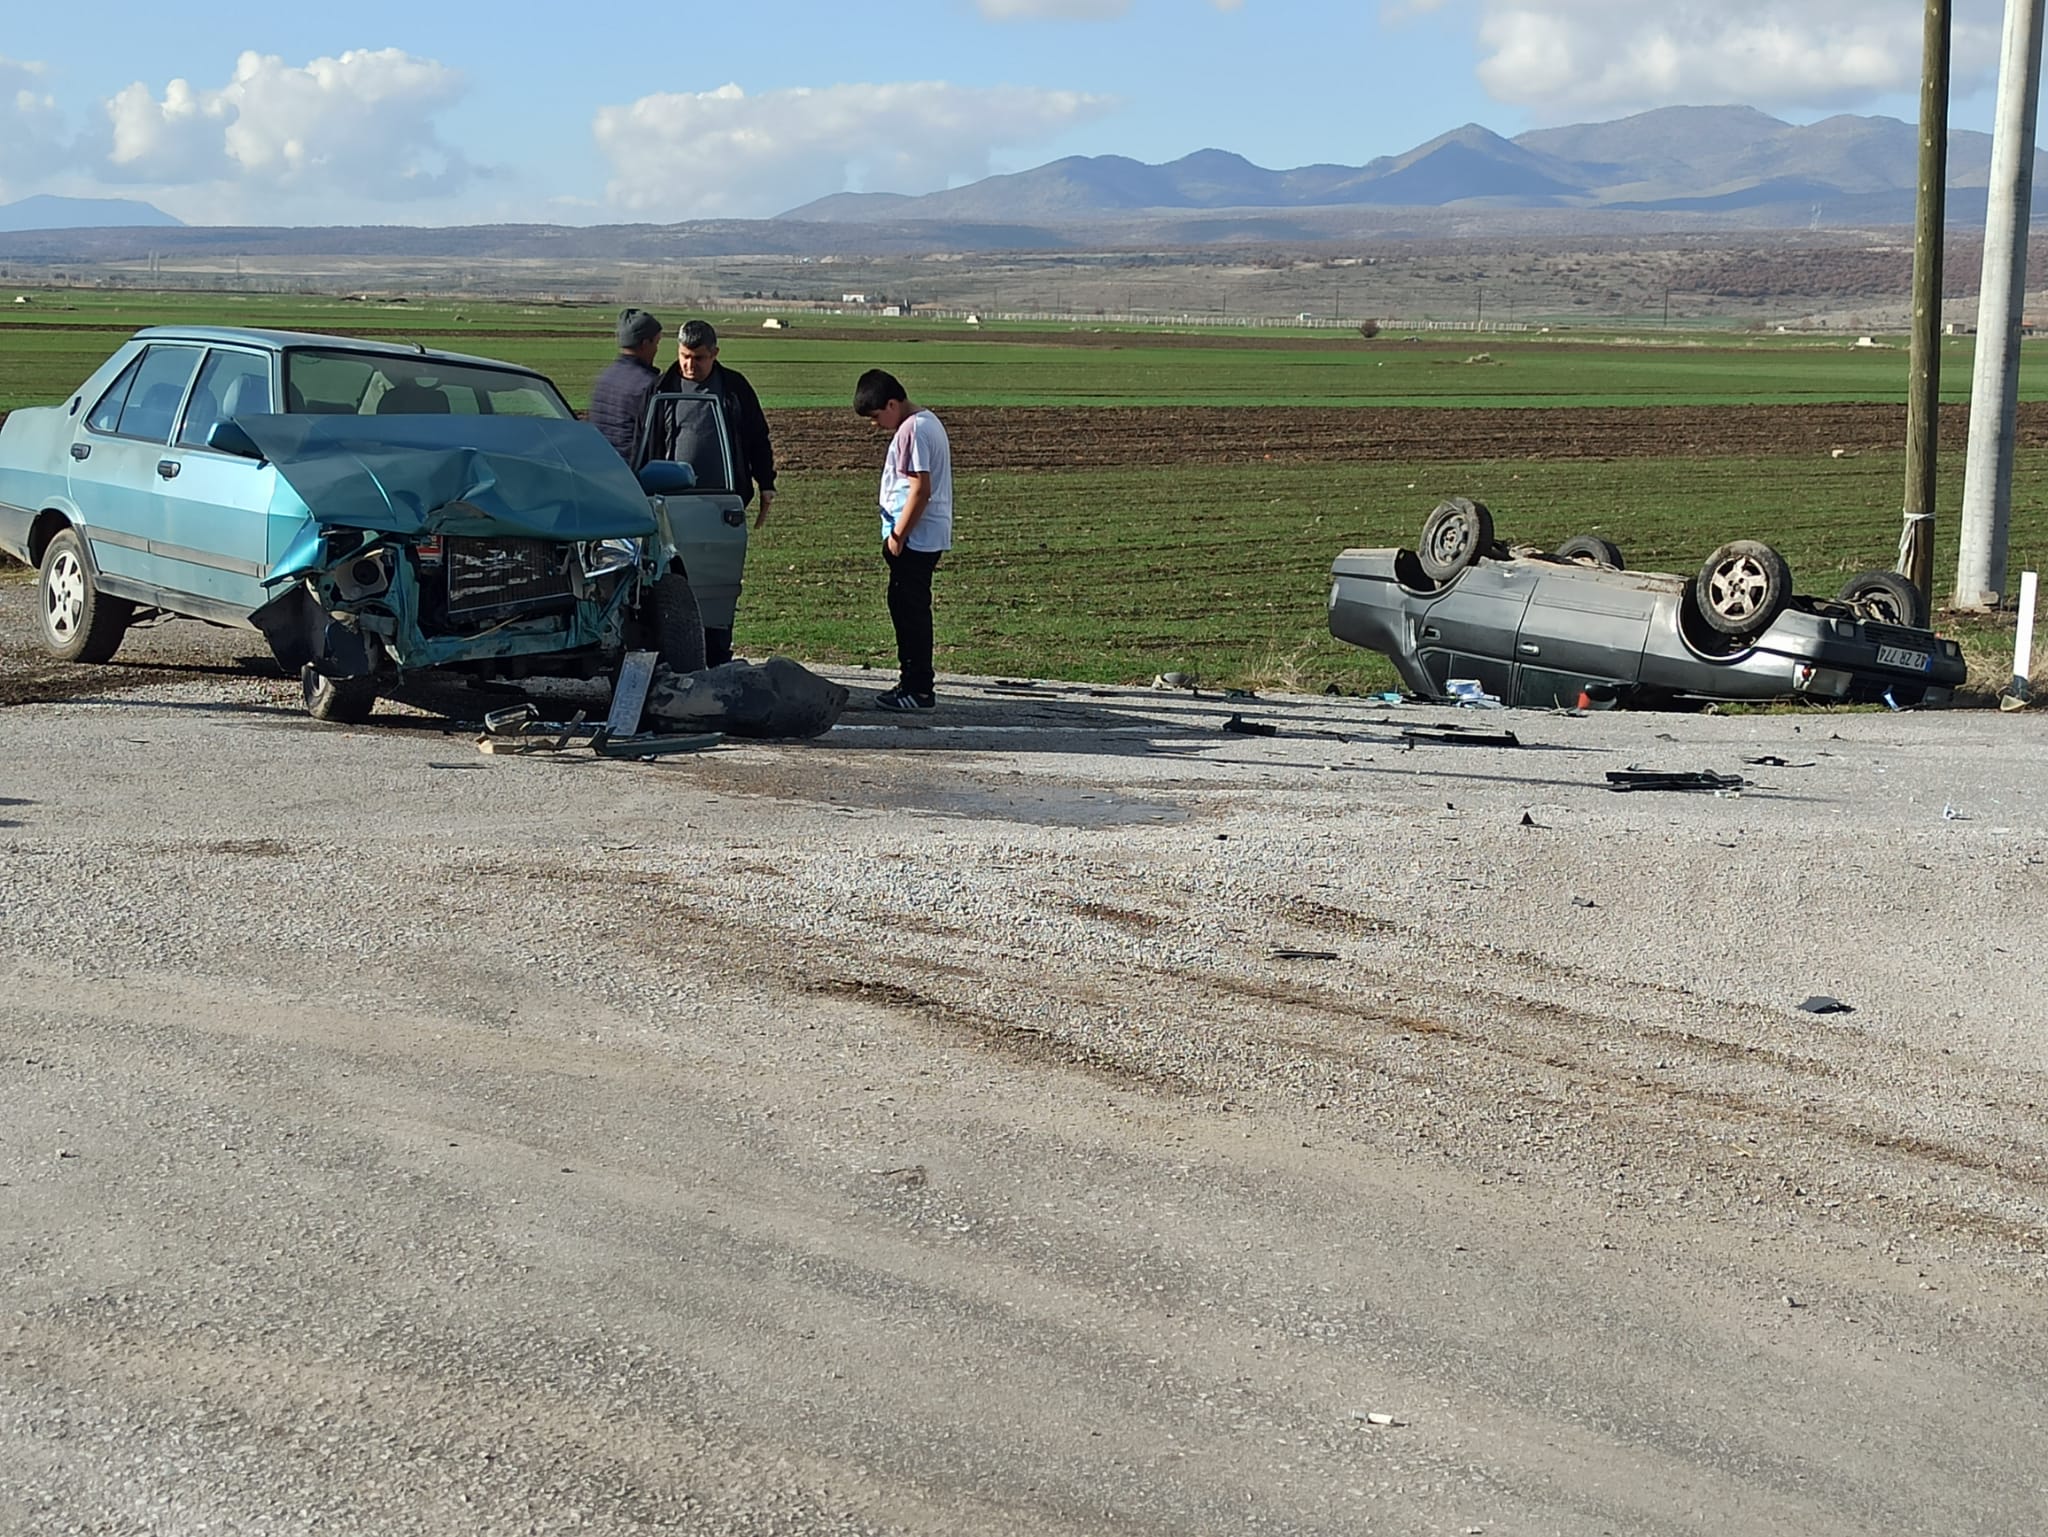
[0,326,747,721]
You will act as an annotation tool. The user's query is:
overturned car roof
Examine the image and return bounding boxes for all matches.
[239,414,657,542]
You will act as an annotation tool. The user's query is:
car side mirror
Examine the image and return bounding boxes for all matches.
[207,421,265,460]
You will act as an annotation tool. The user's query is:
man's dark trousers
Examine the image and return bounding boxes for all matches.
[884,545,942,695]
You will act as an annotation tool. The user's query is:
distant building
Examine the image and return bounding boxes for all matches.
[841,292,867,304]
[761,317,784,329]
[881,304,903,317]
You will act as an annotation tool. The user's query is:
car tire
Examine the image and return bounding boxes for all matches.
[1695,540,1792,637]
[1418,497,1495,581]
[37,526,133,663]
[1556,534,1625,569]
[1836,569,1926,628]
[638,571,708,673]
[302,665,378,724]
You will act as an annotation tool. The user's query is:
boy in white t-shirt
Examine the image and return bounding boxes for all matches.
[854,368,952,711]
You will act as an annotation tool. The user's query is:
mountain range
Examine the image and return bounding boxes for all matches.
[778,106,2042,228]
[0,195,182,233]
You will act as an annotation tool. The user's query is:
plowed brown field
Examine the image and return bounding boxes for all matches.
[773,402,2048,471]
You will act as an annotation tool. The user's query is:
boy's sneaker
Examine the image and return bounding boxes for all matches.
[874,686,936,712]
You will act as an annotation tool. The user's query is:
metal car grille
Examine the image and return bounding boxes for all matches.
[1859,619,1927,647]
[444,537,574,618]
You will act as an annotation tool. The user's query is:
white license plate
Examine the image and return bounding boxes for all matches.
[1876,643,1931,672]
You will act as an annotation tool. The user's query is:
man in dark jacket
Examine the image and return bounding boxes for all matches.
[588,308,664,467]
[650,319,778,665]
[652,320,777,530]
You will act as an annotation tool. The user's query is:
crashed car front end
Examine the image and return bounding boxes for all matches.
[254,520,651,683]
[237,413,661,685]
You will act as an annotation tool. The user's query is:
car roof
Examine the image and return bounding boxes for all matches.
[131,325,552,379]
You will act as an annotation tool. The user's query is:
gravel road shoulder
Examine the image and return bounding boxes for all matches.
[4,598,2048,1535]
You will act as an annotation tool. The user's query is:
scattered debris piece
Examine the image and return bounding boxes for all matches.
[1572,896,1597,908]
[1797,995,1855,1015]
[1942,803,1970,821]
[870,1165,928,1188]
[1446,678,1502,708]
[1403,726,1522,749]
[605,649,658,736]
[648,657,849,738]
[1270,948,1339,961]
[1605,769,1746,793]
[1350,1410,1403,1427]
[1152,671,1197,690]
[588,727,723,760]
[1519,811,1539,827]
[1744,755,1815,768]
[1222,713,1278,737]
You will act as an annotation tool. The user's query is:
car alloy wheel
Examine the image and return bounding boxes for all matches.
[42,547,87,645]
[35,526,132,663]
[1695,540,1791,637]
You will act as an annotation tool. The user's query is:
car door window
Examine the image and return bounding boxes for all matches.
[176,350,273,450]
[111,346,202,445]
[86,355,146,434]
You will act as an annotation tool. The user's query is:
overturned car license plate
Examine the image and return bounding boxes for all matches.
[1875,643,1931,672]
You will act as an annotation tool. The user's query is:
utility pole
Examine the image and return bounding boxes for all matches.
[1900,0,1952,601]
[1956,0,2047,609]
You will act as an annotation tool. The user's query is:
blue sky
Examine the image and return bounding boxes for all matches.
[0,1,2022,226]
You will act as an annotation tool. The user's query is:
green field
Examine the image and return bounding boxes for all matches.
[0,288,2026,413]
[752,455,2046,693]
[3,289,2042,696]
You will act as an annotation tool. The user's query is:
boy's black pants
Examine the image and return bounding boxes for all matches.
[884,545,942,694]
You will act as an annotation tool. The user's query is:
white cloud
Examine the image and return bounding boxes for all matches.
[1,56,72,192]
[1474,1,2007,117]
[594,81,1118,218]
[100,48,475,201]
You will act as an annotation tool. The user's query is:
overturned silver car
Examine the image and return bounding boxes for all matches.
[1329,498,1967,708]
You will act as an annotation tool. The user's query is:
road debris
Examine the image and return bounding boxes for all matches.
[1222,713,1278,737]
[1605,769,1746,793]
[648,657,849,738]
[1797,995,1855,1015]
[1403,726,1522,749]
[1269,948,1339,961]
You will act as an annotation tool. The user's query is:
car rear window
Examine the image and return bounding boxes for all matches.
[283,350,573,420]
[90,345,202,443]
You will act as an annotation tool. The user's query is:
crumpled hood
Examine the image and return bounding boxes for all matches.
[238,413,657,541]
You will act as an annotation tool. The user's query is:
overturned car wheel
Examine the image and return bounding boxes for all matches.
[302,665,378,724]
[1556,534,1625,569]
[1417,497,1495,581]
[1695,540,1791,637]
[1836,569,1926,628]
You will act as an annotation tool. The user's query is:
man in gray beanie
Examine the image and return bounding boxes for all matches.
[588,307,663,466]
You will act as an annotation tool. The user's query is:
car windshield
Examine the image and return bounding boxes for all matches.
[283,349,572,420]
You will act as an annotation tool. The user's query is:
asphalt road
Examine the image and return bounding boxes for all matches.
[4,579,2048,1536]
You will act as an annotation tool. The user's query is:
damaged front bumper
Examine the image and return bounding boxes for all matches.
[253,521,649,682]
